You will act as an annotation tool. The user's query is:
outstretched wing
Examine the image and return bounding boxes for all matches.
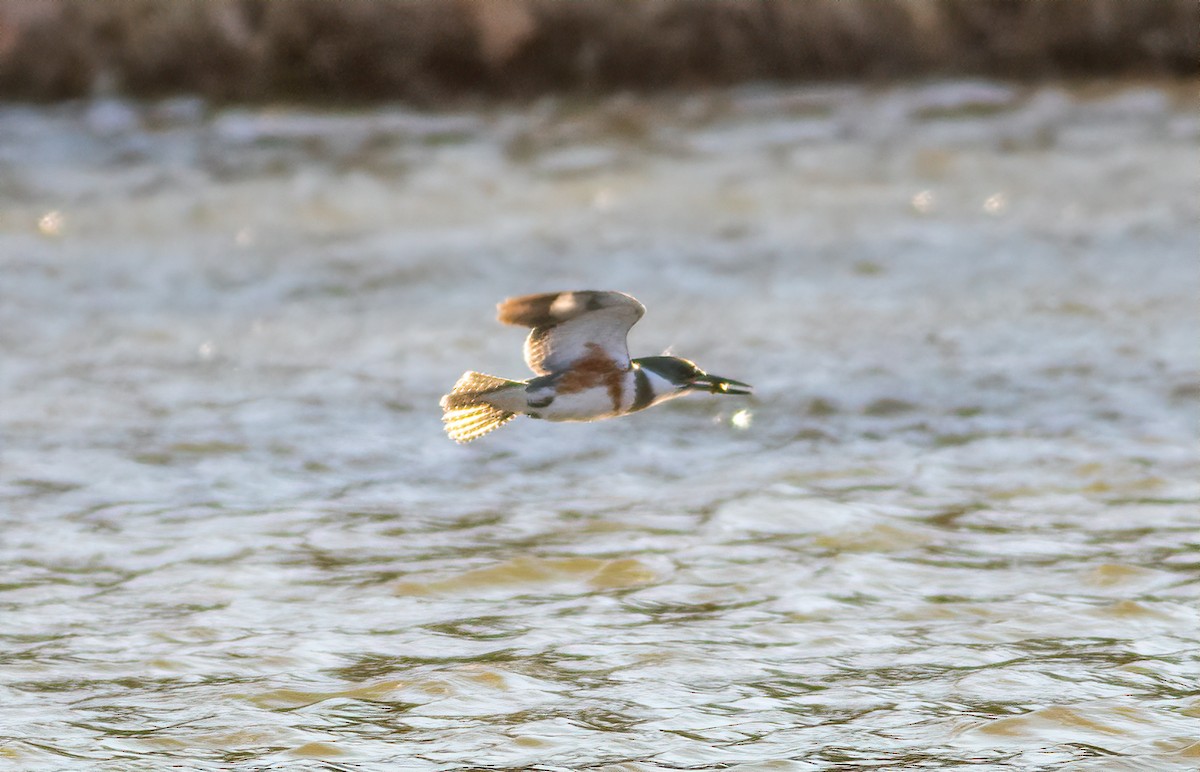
[497,290,645,375]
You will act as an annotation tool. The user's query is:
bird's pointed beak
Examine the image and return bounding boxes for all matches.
[690,373,753,395]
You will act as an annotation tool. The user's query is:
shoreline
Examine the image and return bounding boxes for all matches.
[1,0,1195,105]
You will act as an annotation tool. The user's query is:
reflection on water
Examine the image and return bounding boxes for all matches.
[1,81,1197,770]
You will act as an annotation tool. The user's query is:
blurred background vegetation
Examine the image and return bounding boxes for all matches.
[0,0,1194,104]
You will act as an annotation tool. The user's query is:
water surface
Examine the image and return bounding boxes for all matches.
[1,82,1198,770]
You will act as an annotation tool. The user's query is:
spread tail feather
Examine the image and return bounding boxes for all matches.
[439,371,521,443]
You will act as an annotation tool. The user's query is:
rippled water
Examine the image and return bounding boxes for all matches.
[2,81,1198,770]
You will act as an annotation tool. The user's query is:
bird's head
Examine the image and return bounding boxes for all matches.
[634,356,752,395]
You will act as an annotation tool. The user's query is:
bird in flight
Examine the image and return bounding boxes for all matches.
[440,290,752,443]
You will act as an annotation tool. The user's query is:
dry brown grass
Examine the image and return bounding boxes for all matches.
[0,0,1195,103]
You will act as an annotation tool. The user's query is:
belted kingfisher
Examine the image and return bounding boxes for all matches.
[440,290,752,443]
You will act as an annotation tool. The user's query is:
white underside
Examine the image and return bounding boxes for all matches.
[534,386,626,422]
